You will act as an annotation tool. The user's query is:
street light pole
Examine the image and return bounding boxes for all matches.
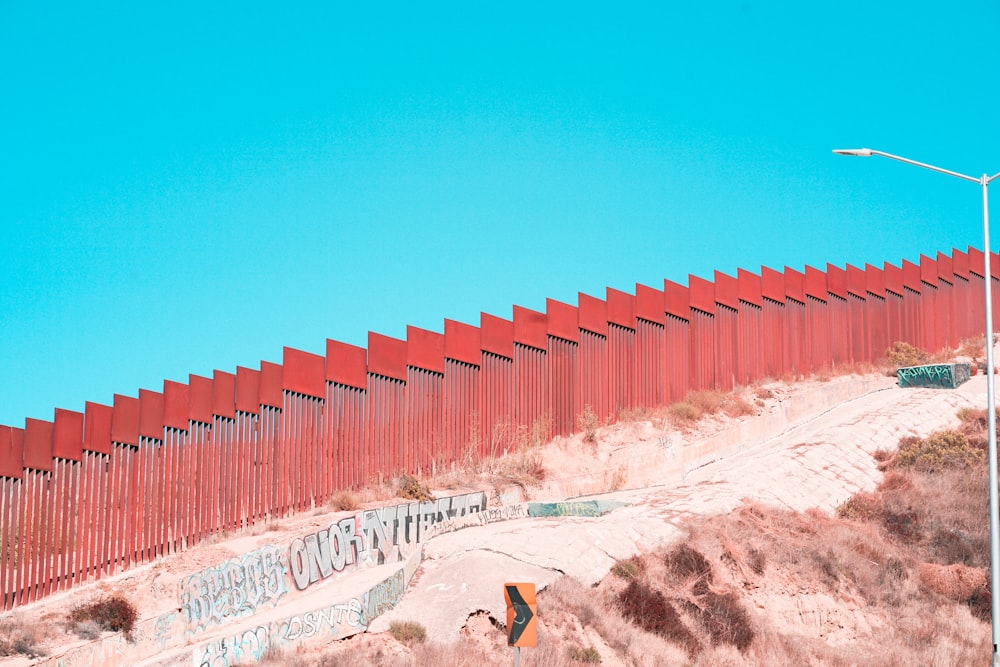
[835,147,1000,664]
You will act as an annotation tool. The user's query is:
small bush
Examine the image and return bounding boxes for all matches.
[877,470,911,492]
[693,591,755,651]
[882,508,921,543]
[668,401,701,422]
[958,335,986,360]
[747,547,766,575]
[897,430,984,473]
[69,596,137,641]
[611,558,640,580]
[566,645,602,663]
[329,489,361,511]
[929,528,976,565]
[723,395,756,418]
[618,580,700,655]
[887,341,930,368]
[687,390,724,416]
[398,475,435,502]
[956,407,999,451]
[499,446,547,486]
[389,620,427,645]
[836,491,882,522]
[577,405,599,444]
[666,544,713,583]
[968,585,992,622]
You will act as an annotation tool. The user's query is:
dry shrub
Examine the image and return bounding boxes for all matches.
[689,591,755,651]
[968,586,992,622]
[929,527,978,566]
[887,341,930,368]
[68,596,137,641]
[722,395,756,418]
[836,491,882,521]
[668,401,702,423]
[958,335,986,360]
[956,407,1000,451]
[916,562,987,601]
[687,390,724,416]
[577,405,599,444]
[877,470,911,492]
[500,445,546,486]
[397,475,435,502]
[881,507,921,543]
[618,580,701,655]
[665,544,713,594]
[328,489,362,511]
[896,430,983,472]
[611,558,640,580]
[617,405,652,423]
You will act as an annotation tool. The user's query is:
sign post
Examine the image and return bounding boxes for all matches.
[504,582,537,666]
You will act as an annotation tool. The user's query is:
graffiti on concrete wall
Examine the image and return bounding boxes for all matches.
[180,544,289,632]
[897,363,971,389]
[192,568,406,667]
[288,491,485,591]
[527,500,627,518]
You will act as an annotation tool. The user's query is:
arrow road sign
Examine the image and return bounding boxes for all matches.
[504,582,537,647]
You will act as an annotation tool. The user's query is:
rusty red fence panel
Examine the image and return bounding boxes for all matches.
[783,267,807,375]
[547,298,581,436]
[607,288,635,414]
[479,312,514,457]
[689,275,716,391]
[883,263,904,349]
[635,284,666,407]
[443,320,480,464]
[607,324,634,415]
[664,279,690,401]
[714,272,739,390]
[936,252,955,350]
[920,255,940,352]
[578,293,610,420]
[635,320,664,407]
[547,337,579,437]
[513,306,548,441]
[847,294,867,364]
[804,267,828,373]
[736,271,763,385]
[1,475,16,609]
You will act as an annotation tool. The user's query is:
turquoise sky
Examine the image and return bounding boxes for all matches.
[3,2,999,426]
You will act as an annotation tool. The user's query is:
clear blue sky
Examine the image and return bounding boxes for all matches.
[3,2,999,427]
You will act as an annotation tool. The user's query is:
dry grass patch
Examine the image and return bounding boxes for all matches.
[0,614,48,658]
[388,620,427,645]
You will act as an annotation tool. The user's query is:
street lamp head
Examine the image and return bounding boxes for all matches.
[833,148,873,157]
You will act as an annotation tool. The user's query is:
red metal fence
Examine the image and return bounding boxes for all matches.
[1,247,998,610]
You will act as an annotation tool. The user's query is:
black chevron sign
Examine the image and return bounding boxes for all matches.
[504,583,537,647]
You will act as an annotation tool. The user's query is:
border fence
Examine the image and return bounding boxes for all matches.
[1,247,996,610]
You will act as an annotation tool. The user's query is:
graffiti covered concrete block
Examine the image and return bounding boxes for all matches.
[897,363,971,389]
